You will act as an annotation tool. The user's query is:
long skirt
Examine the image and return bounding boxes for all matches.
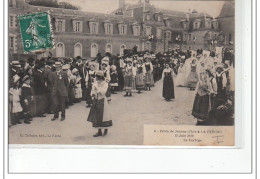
[86,84,92,105]
[163,76,175,99]
[87,98,112,128]
[106,85,111,101]
[187,71,198,88]
[136,73,145,91]
[124,75,133,92]
[68,85,75,103]
[176,72,187,86]
[75,84,82,99]
[144,71,154,87]
[192,94,210,121]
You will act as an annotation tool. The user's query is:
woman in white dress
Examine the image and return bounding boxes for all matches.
[175,63,187,87]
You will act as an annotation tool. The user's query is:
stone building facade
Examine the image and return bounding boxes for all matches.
[8,0,234,60]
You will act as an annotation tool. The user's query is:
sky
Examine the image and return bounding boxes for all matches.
[58,0,227,18]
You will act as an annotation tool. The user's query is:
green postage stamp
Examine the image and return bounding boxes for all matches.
[18,11,54,53]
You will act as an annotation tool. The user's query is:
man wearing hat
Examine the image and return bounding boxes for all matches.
[33,60,46,117]
[9,61,22,87]
[50,62,69,121]
[44,59,55,114]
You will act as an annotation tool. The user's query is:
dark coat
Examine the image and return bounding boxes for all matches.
[50,71,69,97]
[33,69,46,95]
[20,84,33,112]
[43,66,53,92]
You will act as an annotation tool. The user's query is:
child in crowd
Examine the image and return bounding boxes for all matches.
[110,65,118,94]
[9,75,23,125]
[72,68,82,102]
[20,75,33,124]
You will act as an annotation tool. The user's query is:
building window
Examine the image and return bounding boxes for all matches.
[188,34,192,41]
[207,21,211,28]
[166,31,171,40]
[183,23,187,29]
[76,22,80,31]
[9,15,14,28]
[91,43,98,57]
[156,27,162,39]
[166,20,170,27]
[133,26,140,36]
[120,44,126,56]
[56,20,65,32]
[105,23,113,35]
[145,41,151,51]
[56,42,65,57]
[146,14,151,21]
[9,0,16,7]
[74,43,82,57]
[119,24,127,35]
[146,26,152,37]
[106,44,112,53]
[10,36,14,48]
[158,16,162,22]
[229,34,232,41]
[90,22,99,34]
[194,22,198,29]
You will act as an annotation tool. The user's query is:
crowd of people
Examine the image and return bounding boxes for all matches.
[8,47,235,136]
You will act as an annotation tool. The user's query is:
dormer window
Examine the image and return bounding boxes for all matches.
[73,21,83,32]
[206,20,211,28]
[212,20,219,29]
[164,19,170,27]
[104,23,113,35]
[118,23,127,35]
[193,19,201,29]
[158,16,162,22]
[90,21,99,34]
[55,19,65,32]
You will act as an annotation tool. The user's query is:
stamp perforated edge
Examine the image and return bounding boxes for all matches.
[17,11,55,54]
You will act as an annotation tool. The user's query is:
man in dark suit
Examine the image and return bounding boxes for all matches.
[44,59,55,114]
[51,62,69,121]
[33,60,46,117]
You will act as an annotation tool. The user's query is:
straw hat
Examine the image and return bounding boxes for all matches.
[62,64,70,70]
[72,68,79,74]
[54,61,62,67]
[22,75,30,82]
[13,74,20,83]
[11,61,21,68]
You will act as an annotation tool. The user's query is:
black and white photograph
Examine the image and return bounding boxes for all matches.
[8,0,235,146]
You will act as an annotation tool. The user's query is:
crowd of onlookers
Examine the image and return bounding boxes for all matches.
[8,47,234,126]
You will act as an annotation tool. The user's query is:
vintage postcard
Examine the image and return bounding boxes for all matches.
[8,0,235,146]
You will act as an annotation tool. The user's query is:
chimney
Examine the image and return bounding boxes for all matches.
[119,0,125,10]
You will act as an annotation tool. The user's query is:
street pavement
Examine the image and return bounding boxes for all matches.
[9,78,197,145]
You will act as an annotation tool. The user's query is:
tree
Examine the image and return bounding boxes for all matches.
[26,0,79,10]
